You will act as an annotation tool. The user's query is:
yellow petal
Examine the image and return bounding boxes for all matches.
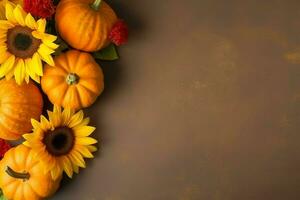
[62,108,74,125]
[60,157,73,178]
[14,58,25,85]
[25,13,37,29]
[38,47,54,66]
[13,5,25,26]
[0,54,15,77]
[74,126,95,137]
[42,33,57,43]
[76,137,98,145]
[53,105,62,116]
[69,110,84,128]
[87,145,98,153]
[37,18,46,33]
[31,53,43,76]
[75,145,94,158]
[69,151,86,168]
[31,118,41,130]
[25,58,40,83]
[51,165,63,180]
[5,3,17,23]
[0,20,14,29]
[75,117,90,128]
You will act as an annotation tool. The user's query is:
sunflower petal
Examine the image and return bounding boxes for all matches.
[51,165,63,180]
[31,53,43,76]
[0,55,15,78]
[60,157,73,178]
[13,5,25,26]
[74,126,95,137]
[76,145,94,158]
[76,137,98,145]
[62,108,74,125]
[70,151,86,168]
[25,13,37,29]
[14,58,26,85]
[87,145,98,153]
[25,58,40,83]
[38,47,54,66]
[5,3,17,24]
[37,18,46,33]
[69,110,84,128]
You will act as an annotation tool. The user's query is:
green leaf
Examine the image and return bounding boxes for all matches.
[0,189,7,200]
[93,44,119,61]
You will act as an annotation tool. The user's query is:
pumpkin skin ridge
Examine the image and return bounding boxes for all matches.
[78,80,102,95]
[41,50,104,110]
[0,123,19,140]
[56,0,118,51]
[0,146,61,200]
[0,80,43,140]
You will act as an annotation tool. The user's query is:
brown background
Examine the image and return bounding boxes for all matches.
[52,0,300,199]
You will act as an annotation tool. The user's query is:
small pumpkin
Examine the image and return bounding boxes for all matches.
[0,80,43,140]
[55,0,118,52]
[41,50,104,110]
[0,145,62,200]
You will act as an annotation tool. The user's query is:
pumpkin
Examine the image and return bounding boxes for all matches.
[0,80,43,140]
[55,0,118,52]
[0,145,62,200]
[41,50,104,110]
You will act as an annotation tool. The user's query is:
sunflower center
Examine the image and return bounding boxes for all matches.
[7,26,41,59]
[43,127,75,156]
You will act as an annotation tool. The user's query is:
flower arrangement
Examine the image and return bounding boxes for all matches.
[0,0,128,199]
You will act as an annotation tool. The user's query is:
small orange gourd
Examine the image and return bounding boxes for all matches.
[0,145,62,200]
[55,0,118,52]
[41,50,104,110]
[0,80,43,140]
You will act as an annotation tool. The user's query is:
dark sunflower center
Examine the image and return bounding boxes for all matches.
[14,33,32,51]
[43,127,75,156]
[7,26,41,59]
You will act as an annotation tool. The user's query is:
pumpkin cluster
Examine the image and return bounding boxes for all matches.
[0,0,128,199]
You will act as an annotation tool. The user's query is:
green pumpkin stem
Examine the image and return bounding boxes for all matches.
[6,166,30,181]
[91,0,102,10]
[66,73,79,85]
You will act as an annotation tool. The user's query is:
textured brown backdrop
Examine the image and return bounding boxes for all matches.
[52,0,300,199]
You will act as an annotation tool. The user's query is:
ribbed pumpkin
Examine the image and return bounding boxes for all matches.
[0,145,62,200]
[41,50,104,110]
[55,0,118,52]
[0,80,43,140]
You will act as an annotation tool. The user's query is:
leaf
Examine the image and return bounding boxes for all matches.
[93,44,119,61]
[0,189,7,200]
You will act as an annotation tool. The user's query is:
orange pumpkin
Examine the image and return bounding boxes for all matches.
[41,50,104,110]
[0,80,43,140]
[55,0,118,52]
[0,145,62,200]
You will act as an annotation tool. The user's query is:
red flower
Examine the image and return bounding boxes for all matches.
[24,0,55,19]
[109,20,129,46]
[0,139,10,159]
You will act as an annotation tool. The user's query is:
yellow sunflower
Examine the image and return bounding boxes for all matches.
[23,106,98,180]
[0,2,58,84]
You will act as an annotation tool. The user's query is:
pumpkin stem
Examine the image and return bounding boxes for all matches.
[66,73,79,85]
[6,166,30,181]
[91,0,102,10]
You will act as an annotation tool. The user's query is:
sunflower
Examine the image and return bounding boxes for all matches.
[23,106,98,180]
[0,2,58,84]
